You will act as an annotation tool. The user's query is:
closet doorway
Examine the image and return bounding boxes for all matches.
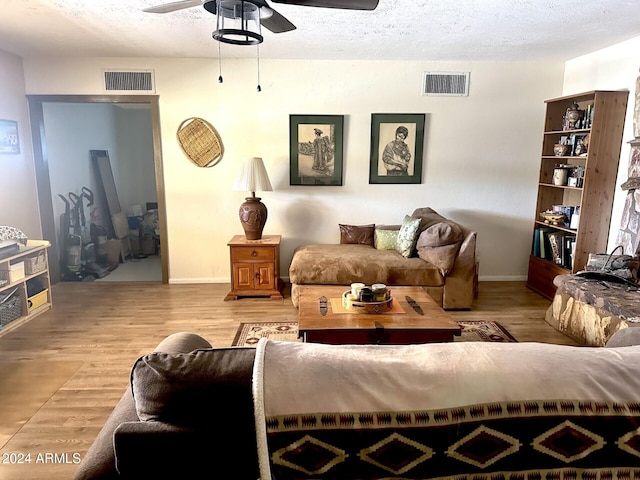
[27,94,168,284]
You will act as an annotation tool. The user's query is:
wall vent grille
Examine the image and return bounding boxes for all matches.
[104,70,155,93]
[422,72,470,96]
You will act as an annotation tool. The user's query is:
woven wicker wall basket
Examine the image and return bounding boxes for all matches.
[176,117,224,168]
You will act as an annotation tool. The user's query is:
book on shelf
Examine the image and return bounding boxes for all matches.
[539,228,547,260]
[532,228,575,269]
[563,234,577,270]
[532,228,541,257]
[548,232,563,265]
[569,206,581,229]
[532,227,554,261]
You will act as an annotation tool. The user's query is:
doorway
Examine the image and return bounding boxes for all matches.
[27,94,168,284]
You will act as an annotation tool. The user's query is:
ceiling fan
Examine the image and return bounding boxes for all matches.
[143,0,379,35]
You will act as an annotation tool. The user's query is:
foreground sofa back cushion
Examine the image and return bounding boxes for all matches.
[131,347,256,427]
[129,347,259,478]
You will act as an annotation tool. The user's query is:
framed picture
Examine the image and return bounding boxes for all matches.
[0,119,20,154]
[289,115,344,186]
[369,113,425,184]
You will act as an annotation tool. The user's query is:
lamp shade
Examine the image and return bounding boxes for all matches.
[233,157,273,193]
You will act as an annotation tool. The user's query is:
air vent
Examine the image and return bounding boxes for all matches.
[422,72,470,96]
[103,70,155,93]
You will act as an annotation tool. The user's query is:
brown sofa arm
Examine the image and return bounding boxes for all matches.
[73,332,213,480]
[113,421,259,479]
[442,227,477,309]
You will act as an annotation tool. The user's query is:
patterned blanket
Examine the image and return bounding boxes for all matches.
[253,339,640,479]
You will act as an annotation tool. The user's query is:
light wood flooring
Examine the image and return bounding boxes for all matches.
[0,281,576,479]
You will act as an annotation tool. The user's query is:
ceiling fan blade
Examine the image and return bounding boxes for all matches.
[269,0,378,10]
[261,8,296,33]
[143,0,202,14]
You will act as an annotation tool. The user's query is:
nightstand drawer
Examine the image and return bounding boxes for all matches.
[231,246,275,261]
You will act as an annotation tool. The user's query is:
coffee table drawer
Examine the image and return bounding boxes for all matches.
[301,328,457,345]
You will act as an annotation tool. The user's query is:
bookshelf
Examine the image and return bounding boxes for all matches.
[526,90,629,299]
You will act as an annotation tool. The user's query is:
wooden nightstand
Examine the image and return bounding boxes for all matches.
[224,235,283,301]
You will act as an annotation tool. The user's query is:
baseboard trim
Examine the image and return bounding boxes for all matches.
[479,275,528,282]
[168,278,226,284]
[169,276,292,285]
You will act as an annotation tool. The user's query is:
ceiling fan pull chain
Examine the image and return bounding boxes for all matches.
[256,44,262,92]
[218,41,223,84]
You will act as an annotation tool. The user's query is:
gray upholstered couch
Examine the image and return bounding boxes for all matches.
[73,332,260,480]
[75,329,640,479]
[289,208,477,309]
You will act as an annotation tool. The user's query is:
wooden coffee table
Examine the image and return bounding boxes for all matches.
[297,285,461,345]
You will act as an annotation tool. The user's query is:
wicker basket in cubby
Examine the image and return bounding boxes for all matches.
[24,251,46,275]
[0,288,23,327]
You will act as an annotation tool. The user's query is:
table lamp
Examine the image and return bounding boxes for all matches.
[232,157,273,240]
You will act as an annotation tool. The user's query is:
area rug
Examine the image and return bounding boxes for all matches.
[232,320,516,346]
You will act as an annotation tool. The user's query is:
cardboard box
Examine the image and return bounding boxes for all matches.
[1,261,25,283]
[104,239,122,266]
[130,235,157,256]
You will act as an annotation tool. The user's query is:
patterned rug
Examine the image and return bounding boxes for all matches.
[232,320,516,346]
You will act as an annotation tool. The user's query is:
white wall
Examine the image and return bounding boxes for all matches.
[0,49,41,239]
[22,57,565,282]
[43,102,120,238]
[563,36,640,253]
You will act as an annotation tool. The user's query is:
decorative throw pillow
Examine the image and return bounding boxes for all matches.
[410,207,448,229]
[416,222,464,275]
[374,228,399,250]
[417,221,464,248]
[394,215,421,258]
[339,224,375,246]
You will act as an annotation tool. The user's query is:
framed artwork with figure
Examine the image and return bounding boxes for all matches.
[289,115,344,186]
[369,113,425,184]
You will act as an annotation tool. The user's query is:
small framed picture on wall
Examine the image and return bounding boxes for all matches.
[289,114,344,186]
[369,113,425,184]
[0,119,20,154]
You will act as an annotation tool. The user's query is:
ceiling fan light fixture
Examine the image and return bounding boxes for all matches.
[211,0,263,45]
[258,6,274,20]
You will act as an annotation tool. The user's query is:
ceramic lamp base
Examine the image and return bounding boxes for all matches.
[239,197,267,240]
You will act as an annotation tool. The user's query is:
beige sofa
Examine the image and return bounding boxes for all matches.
[289,208,477,309]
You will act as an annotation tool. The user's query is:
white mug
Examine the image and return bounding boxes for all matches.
[351,283,365,298]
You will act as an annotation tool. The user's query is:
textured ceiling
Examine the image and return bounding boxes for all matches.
[1,0,640,61]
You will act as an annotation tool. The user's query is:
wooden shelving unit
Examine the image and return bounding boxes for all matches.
[526,90,629,299]
[0,240,52,336]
